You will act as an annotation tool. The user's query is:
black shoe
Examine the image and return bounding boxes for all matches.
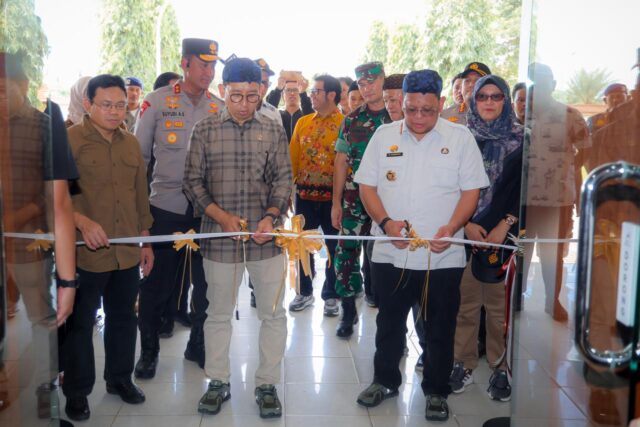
[184,325,205,369]
[106,381,146,404]
[134,351,159,379]
[425,394,449,421]
[158,317,174,338]
[336,296,358,339]
[65,396,90,421]
[174,311,192,328]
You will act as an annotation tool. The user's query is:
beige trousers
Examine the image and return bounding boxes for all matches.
[453,264,506,370]
[203,254,286,386]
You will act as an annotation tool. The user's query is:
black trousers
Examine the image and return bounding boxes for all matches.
[372,262,463,397]
[138,205,208,335]
[295,197,339,300]
[62,266,139,398]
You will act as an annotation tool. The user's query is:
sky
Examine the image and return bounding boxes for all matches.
[34,0,640,105]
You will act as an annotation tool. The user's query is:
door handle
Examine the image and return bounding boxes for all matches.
[575,161,640,369]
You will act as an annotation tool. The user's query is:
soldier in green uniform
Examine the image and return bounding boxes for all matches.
[332,62,391,338]
[133,38,224,377]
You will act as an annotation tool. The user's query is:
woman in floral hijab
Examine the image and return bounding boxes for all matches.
[450,74,523,403]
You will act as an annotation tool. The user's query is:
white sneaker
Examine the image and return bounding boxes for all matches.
[288,294,315,312]
[323,298,339,317]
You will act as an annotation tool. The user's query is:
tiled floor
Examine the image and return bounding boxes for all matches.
[0,253,625,426]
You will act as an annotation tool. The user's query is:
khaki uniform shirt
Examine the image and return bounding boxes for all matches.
[69,115,153,272]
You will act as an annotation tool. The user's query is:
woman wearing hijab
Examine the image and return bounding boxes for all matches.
[448,75,523,402]
[65,76,92,127]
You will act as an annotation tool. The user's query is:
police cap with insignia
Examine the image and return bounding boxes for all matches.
[402,69,443,97]
[125,76,143,90]
[383,73,406,90]
[222,57,262,84]
[0,51,28,80]
[460,62,491,78]
[254,58,275,76]
[182,38,219,62]
[355,62,385,82]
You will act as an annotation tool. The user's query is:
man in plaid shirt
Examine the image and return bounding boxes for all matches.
[183,57,292,419]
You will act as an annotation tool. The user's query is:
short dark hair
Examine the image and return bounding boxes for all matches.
[338,76,354,87]
[154,72,181,91]
[86,74,126,102]
[512,82,526,99]
[315,74,342,105]
[451,73,462,86]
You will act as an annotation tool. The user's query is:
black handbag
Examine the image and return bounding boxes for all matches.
[471,248,509,283]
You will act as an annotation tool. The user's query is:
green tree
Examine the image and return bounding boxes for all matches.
[491,0,521,84]
[565,68,613,104]
[100,0,180,91]
[387,24,423,74]
[0,0,49,103]
[361,20,389,64]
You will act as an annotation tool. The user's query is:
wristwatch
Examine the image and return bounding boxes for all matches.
[378,217,392,234]
[56,273,79,289]
[262,212,279,225]
[503,215,518,226]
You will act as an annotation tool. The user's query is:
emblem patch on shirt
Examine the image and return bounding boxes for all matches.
[386,170,397,181]
[447,116,459,123]
[174,84,181,94]
[390,144,399,152]
[167,132,177,144]
[208,102,219,113]
[165,120,172,128]
[174,121,184,128]
[441,147,450,154]
[165,96,179,109]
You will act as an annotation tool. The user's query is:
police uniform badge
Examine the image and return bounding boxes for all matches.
[386,170,397,181]
[390,145,398,152]
[167,132,177,144]
[448,116,459,123]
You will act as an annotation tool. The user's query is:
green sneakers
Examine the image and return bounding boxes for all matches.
[198,380,231,415]
[356,383,399,407]
[255,384,282,418]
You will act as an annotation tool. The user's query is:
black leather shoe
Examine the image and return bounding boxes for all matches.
[158,317,174,338]
[106,381,146,404]
[336,297,358,339]
[65,396,90,421]
[184,325,205,369]
[134,352,158,379]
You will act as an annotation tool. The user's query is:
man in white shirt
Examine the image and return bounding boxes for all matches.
[353,69,489,422]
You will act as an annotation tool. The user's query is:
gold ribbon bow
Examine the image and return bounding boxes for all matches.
[272,214,329,313]
[173,229,200,252]
[173,229,200,312]
[26,229,52,252]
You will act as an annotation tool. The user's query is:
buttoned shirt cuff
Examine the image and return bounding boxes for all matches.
[267,197,288,216]
[194,194,215,218]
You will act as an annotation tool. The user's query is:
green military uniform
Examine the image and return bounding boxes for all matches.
[334,63,391,297]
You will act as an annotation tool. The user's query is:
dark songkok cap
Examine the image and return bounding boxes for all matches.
[182,38,219,62]
[383,73,406,90]
[355,62,384,81]
[0,52,28,80]
[603,83,627,96]
[348,81,360,93]
[254,58,275,76]
[460,62,491,78]
[222,58,262,84]
[402,70,443,97]
[125,76,143,89]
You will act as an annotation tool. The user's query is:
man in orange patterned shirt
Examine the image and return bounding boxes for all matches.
[288,75,344,316]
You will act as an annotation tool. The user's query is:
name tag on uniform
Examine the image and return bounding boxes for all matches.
[386,152,403,157]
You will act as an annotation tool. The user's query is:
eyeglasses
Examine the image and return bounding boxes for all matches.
[404,107,438,117]
[475,93,505,102]
[284,88,300,94]
[310,88,325,95]
[95,101,127,112]
[228,93,261,104]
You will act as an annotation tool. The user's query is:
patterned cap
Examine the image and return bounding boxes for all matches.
[222,58,262,84]
[254,58,275,76]
[125,76,143,89]
[355,62,384,82]
[383,73,406,90]
[460,62,491,78]
[402,70,443,97]
[182,38,219,62]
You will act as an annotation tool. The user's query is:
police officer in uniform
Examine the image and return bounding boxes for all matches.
[441,62,491,126]
[133,38,224,377]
